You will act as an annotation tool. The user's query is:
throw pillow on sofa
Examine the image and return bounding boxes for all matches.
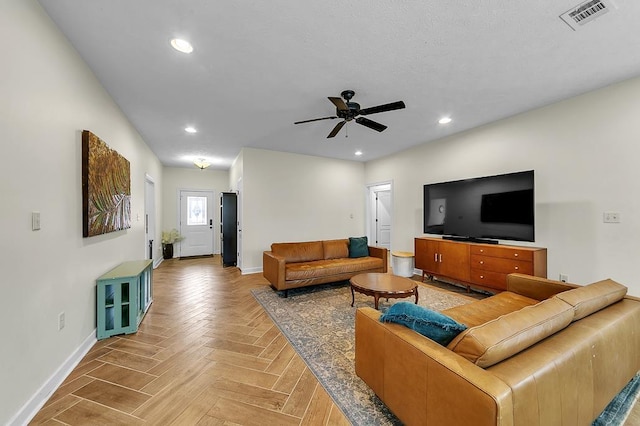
[380,302,467,346]
[349,236,369,258]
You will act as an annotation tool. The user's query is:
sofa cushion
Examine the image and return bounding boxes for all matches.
[443,291,539,328]
[447,297,574,368]
[271,241,323,263]
[349,236,369,258]
[323,239,349,260]
[285,257,384,281]
[380,302,467,346]
[554,278,627,321]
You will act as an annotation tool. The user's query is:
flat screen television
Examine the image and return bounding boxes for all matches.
[423,170,535,243]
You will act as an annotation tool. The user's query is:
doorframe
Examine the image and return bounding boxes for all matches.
[176,188,217,257]
[366,180,393,250]
[236,177,243,272]
[144,174,159,267]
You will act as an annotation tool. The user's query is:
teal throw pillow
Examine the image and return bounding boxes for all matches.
[380,302,467,346]
[349,236,369,258]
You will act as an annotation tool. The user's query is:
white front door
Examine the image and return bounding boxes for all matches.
[179,190,214,257]
[375,190,392,249]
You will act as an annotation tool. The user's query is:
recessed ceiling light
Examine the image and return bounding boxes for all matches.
[355,150,363,156]
[170,38,193,54]
[438,117,452,124]
[185,126,197,134]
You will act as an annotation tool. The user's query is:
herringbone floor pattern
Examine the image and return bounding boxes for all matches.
[30,256,350,425]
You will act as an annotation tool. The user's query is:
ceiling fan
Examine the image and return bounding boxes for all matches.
[294,90,406,138]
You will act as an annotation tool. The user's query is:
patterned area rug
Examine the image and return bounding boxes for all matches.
[251,281,475,425]
[594,372,640,426]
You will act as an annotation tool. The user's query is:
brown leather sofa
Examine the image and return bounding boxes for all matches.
[263,239,387,296]
[355,273,640,425]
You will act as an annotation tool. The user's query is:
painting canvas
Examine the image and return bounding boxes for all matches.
[82,130,131,237]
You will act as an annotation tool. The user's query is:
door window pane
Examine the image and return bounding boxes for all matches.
[187,196,207,225]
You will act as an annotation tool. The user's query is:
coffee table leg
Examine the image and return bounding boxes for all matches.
[351,286,355,307]
[414,287,419,304]
[374,295,379,310]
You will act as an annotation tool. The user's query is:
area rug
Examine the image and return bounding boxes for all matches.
[594,372,640,426]
[251,281,474,425]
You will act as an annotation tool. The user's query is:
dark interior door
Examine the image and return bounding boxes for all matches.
[221,192,238,267]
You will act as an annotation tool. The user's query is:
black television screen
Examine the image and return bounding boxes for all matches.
[423,170,535,242]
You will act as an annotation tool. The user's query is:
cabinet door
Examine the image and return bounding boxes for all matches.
[415,238,439,273]
[438,241,470,282]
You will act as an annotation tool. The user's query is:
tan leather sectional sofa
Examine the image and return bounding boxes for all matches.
[355,273,640,425]
[263,239,387,296]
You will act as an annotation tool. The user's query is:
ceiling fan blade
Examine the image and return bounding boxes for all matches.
[328,97,348,111]
[356,117,387,132]
[359,100,406,116]
[294,116,338,124]
[327,120,346,138]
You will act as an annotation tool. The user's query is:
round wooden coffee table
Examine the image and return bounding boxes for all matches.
[350,273,419,309]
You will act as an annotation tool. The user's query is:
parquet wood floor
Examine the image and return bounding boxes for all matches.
[30,256,350,425]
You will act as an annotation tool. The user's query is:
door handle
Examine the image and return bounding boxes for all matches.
[209,218,213,229]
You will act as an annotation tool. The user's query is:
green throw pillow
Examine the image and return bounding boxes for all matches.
[349,236,369,258]
[379,302,467,346]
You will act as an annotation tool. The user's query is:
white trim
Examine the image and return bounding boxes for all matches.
[10,331,96,425]
[241,267,262,275]
[153,257,163,269]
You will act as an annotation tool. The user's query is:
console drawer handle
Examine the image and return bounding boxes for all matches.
[480,275,484,279]
[514,253,519,257]
[479,261,484,264]
[514,266,519,270]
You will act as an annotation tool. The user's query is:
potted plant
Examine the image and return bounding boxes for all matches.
[161,229,184,259]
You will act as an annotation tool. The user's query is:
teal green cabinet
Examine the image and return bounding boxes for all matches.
[96,259,153,340]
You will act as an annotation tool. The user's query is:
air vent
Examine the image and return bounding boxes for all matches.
[560,0,615,30]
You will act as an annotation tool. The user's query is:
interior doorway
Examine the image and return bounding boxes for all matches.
[144,175,156,263]
[179,189,215,257]
[236,177,243,271]
[367,182,392,250]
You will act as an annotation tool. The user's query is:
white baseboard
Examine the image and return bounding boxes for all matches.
[241,266,262,275]
[9,330,97,426]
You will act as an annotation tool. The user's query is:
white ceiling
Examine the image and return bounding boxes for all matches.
[38,0,640,170]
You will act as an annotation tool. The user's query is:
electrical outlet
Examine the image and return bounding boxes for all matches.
[603,211,620,223]
[559,274,568,283]
[58,312,65,330]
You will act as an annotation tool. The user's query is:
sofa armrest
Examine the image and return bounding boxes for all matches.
[263,251,286,290]
[506,273,577,301]
[368,246,388,273]
[355,307,513,426]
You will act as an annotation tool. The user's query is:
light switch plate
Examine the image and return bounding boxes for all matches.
[32,211,41,230]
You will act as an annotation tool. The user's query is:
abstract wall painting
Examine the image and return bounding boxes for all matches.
[82,130,131,237]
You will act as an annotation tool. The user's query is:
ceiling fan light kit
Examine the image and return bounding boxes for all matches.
[295,90,406,138]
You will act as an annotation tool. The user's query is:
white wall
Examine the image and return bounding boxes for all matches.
[365,76,640,295]
[237,148,366,272]
[0,1,163,423]
[162,166,230,254]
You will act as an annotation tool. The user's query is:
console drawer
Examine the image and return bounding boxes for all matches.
[470,269,507,290]
[470,255,533,275]
[470,245,534,262]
